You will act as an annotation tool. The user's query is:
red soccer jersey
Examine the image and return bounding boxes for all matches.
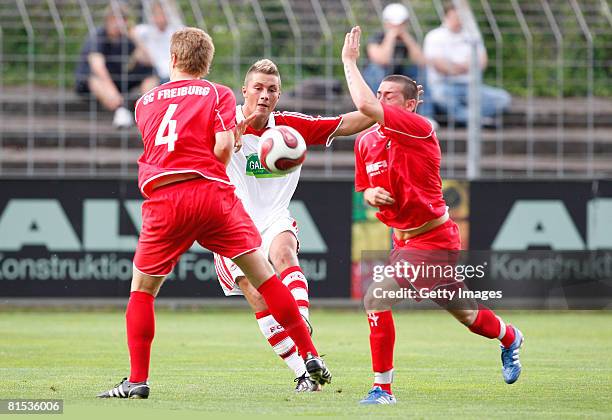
[241,110,342,146]
[354,103,447,230]
[134,79,237,198]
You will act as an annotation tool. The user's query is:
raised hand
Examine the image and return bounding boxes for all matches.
[341,26,362,63]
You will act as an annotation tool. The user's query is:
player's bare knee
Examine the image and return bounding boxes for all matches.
[237,277,268,312]
[249,293,268,313]
[131,271,164,297]
[363,287,392,312]
[131,283,161,296]
[450,308,477,326]
[270,245,298,271]
[464,309,478,325]
[363,292,377,311]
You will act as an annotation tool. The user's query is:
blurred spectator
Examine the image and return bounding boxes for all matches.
[423,2,510,126]
[75,2,159,128]
[133,0,183,84]
[363,3,434,120]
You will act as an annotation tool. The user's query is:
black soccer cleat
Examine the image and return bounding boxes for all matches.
[97,377,150,399]
[294,373,321,392]
[304,353,332,386]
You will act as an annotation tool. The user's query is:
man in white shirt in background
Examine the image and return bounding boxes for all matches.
[423,2,510,126]
[134,0,183,83]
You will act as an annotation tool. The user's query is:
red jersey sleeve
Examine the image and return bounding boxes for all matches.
[277,112,343,147]
[213,84,237,134]
[381,103,433,139]
[354,134,370,192]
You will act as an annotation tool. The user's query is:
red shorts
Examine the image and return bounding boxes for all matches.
[133,178,261,276]
[391,219,462,296]
[392,219,461,251]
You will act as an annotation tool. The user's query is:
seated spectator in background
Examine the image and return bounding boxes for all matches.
[75,3,159,129]
[363,3,434,120]
[423,2,510,126]
[133,0,183,84]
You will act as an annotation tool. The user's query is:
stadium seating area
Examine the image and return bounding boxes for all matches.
[2,85,612,178]
[1,0,610,178]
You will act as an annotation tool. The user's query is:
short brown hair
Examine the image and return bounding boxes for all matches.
[443,1,456,15]
[382,75,418,100]
[170,27,214,78]
[244,59,281,87]
[105,2,132,25]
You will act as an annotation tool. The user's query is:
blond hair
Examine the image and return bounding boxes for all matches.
[170,27,214,78]
[244,59,281,87]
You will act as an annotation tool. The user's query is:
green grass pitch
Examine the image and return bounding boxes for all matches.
[1,309,611,419]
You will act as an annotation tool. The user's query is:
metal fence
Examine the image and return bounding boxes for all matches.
[0,0,610,179]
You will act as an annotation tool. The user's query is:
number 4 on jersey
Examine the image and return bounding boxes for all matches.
[155,104,179,152]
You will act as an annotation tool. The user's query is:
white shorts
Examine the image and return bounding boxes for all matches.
[213,216,299,296]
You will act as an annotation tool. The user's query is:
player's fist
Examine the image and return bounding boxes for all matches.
[342,26,361,63]
[364,187,395,207]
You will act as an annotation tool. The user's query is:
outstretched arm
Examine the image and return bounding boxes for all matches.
[332,111,375,137]
[333,83,425,138]
[342,26,384,125]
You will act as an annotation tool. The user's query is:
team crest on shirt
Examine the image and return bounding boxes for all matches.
[245,153,285,178]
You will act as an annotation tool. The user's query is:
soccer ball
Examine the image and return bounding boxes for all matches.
[258,126,307,174]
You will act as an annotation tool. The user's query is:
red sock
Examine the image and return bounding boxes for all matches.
[500,324,517,348]
[368,310,395,394]
[374,383,393,394]
[257,275,317,359]
[468,305,516,348]
[126,291,155,383]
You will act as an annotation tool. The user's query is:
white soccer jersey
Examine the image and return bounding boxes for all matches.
[226,106,342,231]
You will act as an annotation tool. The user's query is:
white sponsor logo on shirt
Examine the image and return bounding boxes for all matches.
[366,161,388,176]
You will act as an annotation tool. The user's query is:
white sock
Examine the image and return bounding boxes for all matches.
[256,310,306,378]
[281,266,309,320]
[374,369,394,384]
